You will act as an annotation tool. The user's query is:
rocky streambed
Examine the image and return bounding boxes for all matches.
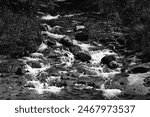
[0,12,150,100]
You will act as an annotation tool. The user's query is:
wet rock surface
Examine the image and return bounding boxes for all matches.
[75,31,89,41]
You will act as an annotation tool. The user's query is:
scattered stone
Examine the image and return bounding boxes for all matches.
[59,36,73,46]
[75,31,89,41]
[75,52,91,62]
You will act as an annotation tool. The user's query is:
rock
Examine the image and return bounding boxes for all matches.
[59,36,73,47]
[108,61,119,69]
[143,77,150,87]
[46,40,56,46]
[75,31,89,41]
[15,67,24,75]
[102,64,110,73]
[69,45,81,55]
[75,52,91,62]
[128,66,150,74]
[101,55,116,66]
[27,61,42,68]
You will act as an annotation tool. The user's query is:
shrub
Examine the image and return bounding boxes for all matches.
[0,10,42,55]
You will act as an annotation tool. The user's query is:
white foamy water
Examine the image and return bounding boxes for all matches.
[40,14,61,20]
[26,81,63,94]
[90,49,117,65]
[25,63,50,77]
[73,40,94,51]
[60,49,75,68]
[37,42,48,52]
[96,84,122,99]
[41,31,65,39]
[23,14,124,97]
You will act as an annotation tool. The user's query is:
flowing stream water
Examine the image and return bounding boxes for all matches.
[1,12,150,100]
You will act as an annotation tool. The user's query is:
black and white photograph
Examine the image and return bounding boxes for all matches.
[0,0,150,101]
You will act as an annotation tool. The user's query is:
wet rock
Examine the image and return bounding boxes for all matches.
[143,77,150,87]
[27,61,42,68]
[75,31,89,41]
[128,66,150,74]
[101,55,116,67]
[59,36,73,47]
[46,40,56,46]
[108,61,119,69]
[75,52,91,62]
[69,45,81,55]
[102,64,110,73]
[15,67,24,75]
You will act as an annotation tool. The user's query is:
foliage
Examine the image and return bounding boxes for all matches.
[0,0,57,55]
[0,10,42,55]
[81,0,150,51]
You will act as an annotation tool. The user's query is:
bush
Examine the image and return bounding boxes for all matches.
[0,10,42,55]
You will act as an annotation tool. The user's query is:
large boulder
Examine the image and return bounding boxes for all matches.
[75,31,89,41]
[101,55,116,66]
[75,52,91,62]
